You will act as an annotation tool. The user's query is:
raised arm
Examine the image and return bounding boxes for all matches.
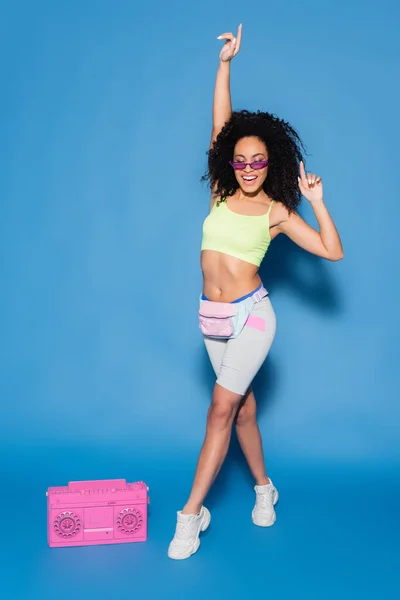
[277,162,344,261]
[210,24,242,148]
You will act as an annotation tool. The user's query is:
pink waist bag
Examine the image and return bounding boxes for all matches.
[199,286,268,339]
[47,479,149,547]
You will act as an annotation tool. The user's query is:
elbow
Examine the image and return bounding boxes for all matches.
[328,249,344,262]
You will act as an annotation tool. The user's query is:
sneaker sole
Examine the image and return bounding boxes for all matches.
[168,507,211,560]
[251,489,279,527]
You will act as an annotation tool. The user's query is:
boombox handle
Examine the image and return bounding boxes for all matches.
[68,479,127,491]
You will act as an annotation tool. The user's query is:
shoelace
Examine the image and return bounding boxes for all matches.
[175,518,196,542]
[257,491,273,510]
[175,522,189,540]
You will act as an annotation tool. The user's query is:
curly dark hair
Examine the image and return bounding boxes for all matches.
[202,110,306,213]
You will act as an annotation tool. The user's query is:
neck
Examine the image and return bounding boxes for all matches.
[237,188,267,202]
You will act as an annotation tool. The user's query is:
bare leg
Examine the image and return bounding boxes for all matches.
[181,383,242,515]
[235,387,270,486]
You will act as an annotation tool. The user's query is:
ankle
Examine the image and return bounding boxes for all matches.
[256,477,270,486]
[181,503,202,516]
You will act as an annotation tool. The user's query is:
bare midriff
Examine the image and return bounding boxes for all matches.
[201,249,262,302]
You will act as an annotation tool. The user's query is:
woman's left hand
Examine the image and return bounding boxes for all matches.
[298,161,323,204]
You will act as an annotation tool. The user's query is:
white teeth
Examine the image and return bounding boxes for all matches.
[243,176,257,181]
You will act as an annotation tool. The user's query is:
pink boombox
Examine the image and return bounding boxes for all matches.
[47,479,149,548]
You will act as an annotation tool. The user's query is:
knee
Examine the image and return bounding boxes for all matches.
[235,403,257,428]
[208,400,238,430]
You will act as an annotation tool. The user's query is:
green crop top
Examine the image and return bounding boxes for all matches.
[201,199,274,267]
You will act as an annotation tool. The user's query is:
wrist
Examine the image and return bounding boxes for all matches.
[310,196,325,209]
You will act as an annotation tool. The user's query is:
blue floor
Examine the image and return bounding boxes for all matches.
[2,2,400,598]
[3,443,399,600]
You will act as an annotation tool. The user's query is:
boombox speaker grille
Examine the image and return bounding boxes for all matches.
[54,511,82,538]
[117,508,143,535]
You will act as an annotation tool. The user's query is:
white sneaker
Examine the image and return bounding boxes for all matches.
[252,480,279,527]
[168,506,211,560]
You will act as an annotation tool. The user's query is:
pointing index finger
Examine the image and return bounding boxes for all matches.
[299,161,308,185]
[235,24,242,51]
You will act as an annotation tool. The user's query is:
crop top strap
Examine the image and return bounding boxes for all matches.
[267,200,274,215]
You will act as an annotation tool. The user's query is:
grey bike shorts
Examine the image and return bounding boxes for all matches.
[203,296,276,395]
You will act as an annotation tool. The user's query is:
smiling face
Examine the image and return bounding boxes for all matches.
[232,136,269,194]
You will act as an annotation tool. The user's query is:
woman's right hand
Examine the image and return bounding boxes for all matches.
[218,24,242,62]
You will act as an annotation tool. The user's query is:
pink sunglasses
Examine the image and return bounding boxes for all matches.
[229,159,269,171]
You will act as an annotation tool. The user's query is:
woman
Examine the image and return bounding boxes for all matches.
[168,25,343,560]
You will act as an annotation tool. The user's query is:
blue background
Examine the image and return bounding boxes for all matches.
[1,0,399,598]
